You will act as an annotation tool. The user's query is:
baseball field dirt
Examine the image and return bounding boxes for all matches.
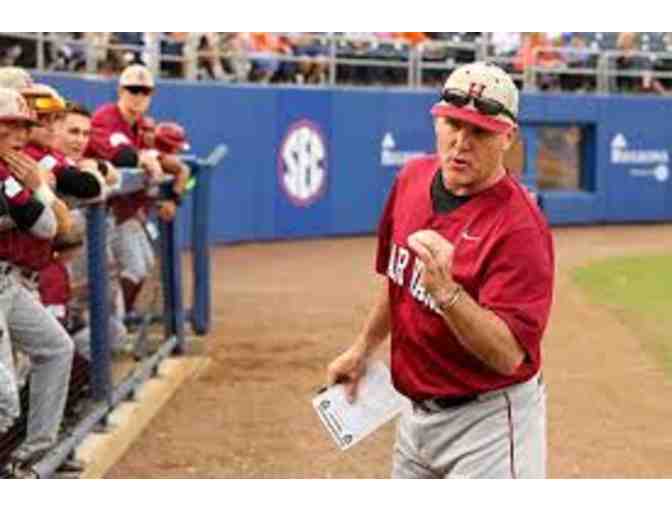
[107,224,672,478]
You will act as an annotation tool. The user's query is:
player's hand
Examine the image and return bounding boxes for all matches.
[408,229,457,304]
[139,150,163,182]
[326,341,368,404]
[1,150,44,190]
[104,162,121,187]
[157,200,176,222]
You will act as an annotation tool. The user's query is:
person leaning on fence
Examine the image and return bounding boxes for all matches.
[0,88,75,478]
[85,64,164,317]
[150,121,191,223]
[52,101,127,360]
[326,62,554,478]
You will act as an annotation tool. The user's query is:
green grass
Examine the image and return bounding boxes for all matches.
[573,254,672,374]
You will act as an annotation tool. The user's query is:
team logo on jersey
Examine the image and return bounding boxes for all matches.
[277,120,327,207]
[387,242,440,314]
[110,132,131,148]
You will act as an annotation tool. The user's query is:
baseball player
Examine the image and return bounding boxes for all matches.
[0,88,74,478]
[51,101,127,359]
[326,62,554,478]
[153,121,191,222]
[85,64,164,316]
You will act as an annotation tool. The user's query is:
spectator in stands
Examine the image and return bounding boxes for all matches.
[491,32,522,57]
[614,32,666,94]
[160,32,187,78]
[514,32,565,90]
[240,32,291,83]
[196,33,251,82]
[560,33,596,92]
[287,33,329,85]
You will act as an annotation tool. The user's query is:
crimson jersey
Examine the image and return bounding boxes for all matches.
[376,155,554,401]
[86,102,148,223]
[39,258,71,322]
[0,160,52,270]
[24,143,70,177]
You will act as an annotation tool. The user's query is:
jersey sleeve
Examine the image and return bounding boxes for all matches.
[477,226,554,365]
[88,111,136,162]
[375,179,399,276]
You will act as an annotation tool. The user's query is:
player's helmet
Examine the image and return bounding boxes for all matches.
[155,122,190,154]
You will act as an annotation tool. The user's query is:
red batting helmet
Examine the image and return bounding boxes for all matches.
[155,121,190,154]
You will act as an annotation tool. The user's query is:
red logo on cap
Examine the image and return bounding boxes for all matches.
[468,83,486,98]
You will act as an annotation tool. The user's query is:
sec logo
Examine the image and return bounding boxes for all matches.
[278,120,327,207]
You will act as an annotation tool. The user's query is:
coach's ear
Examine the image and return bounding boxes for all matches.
[502,125,519,152]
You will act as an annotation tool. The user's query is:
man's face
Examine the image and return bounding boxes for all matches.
[29,112,60,149]
[56,112,91,160]
[434,116,515,196]
[118,86,153,120]
[0,121,30,153]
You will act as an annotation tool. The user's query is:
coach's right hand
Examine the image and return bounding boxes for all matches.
[327,341,368,404]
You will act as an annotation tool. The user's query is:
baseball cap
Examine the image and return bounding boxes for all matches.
[24,83,66,114]
[0,88,40,126]
[431,62,519,134]
[0,66,49,97]
[119,64,155,89]
[155,121,190,153]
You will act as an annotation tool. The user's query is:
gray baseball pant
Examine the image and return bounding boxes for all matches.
[391,373,546,479]
[109,217,155,285]
[0,270,74,461]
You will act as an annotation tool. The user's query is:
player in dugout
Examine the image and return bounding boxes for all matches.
[86,64,189,318]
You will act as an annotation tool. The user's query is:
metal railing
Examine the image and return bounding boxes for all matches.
[2,32,672,94]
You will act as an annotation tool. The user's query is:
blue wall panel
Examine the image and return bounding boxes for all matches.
[31,74,672,244]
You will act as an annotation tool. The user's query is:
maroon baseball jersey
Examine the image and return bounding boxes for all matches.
[39,258,71,322]
[376,155,554,401]
[86,102,148,223]
[24,143,70,178]
[0,160,52,270]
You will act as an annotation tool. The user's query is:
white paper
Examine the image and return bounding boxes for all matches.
[313,360,405,450]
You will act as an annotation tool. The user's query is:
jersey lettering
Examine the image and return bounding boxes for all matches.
[388,243,440,313]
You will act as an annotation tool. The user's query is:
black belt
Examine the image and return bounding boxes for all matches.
[412,394,479,413]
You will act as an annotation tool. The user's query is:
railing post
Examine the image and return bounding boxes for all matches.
[36,32,45,71]
[184,33,200,80]
[158,182,185,353]
[191,161,212,336]
[328,32,337,86]
[597,53,610,94]
[86,203,112,404]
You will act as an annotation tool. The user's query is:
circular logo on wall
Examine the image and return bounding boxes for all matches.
[277,120,327,207]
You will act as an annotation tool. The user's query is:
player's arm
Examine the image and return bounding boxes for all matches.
[410,227,553,376]
[158,153,190,196]
[2,176,57,239]
[55,165,104,199]
[435,282,525,375]
[2,150,71,236]
[326,180,398,402]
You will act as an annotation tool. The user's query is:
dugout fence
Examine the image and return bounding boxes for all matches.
[0,158,213,478]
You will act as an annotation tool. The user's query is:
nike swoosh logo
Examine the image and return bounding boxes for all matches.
[461,232,481,241]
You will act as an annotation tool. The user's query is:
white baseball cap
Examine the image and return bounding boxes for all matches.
[0,66,52,97]
[0,88,40,125]
[119,64,155,88]
[431,62,519,134]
